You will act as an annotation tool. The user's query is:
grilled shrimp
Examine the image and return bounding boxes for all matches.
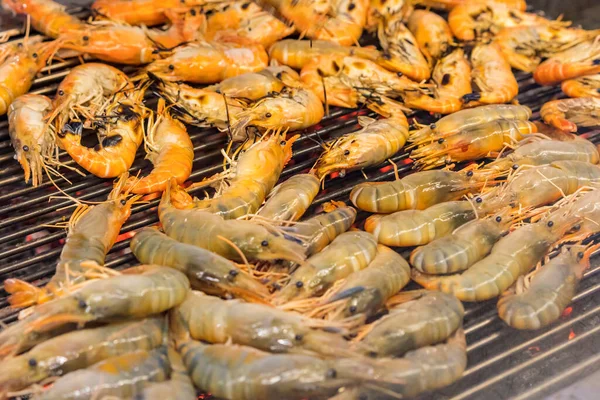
[364,200,489,247]
[562,73,600,98]
[0,317,165,395]
[130,227,269,300]
[205,66,297,100]
[412,211,580,302]
[136,346,196,400]
[0,38,60,116]
[257,174,320,222]
[0,266,189,359]
[448,2,565,41]
[402,48,472,114]
[356,290,464,357]
[483,136,600,172]
[534,37,600,86]
[186,132,295,218]
[495,25,600,72]
[411,119,537,169]
[33,347,170,400]
[412,0,526,11]
[464,42,518,105]
[91,0,211,27]
[171,291,356,357]
[540,97,600,132]
[274,231,378,304]
[313,115,409,179]
[8,94,57,187]
[316,245,411,320]
[407,9,453,66]
[410,211,512,274]
[123,100,193,194]
[282,206,357,256]
[57,87,147,178]
[498,244,597,330]
[350,169,487,213]
[142,40,269,84]
[3,0,85,38]
[4,175,139,308]
[159,182,307,264]
[263,0,369,46]
[268,39,380,70]
[50,63,132,133]
[409,103,531,143]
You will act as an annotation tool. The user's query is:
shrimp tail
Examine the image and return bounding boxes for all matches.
[3,279,49,308]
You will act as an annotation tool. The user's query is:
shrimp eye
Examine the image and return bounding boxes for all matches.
[344,150,350,156]
[280,140,286,146]
[295,281,304,288]
[496,216,502,222]
[32,52,38,58]
[396,72,403,77]
[438,138,445,144]
[348,305,357,314]
[512,164,519,170]
[429,123,436,129]
[28,358,37,367]
[577,251,584,259]
[573,224,581,231]
[78,299,87,309]
[82,35,89,41]
[229,269,239,277]
[190,8,196,15]
[58,89,64,96]
[367,351,378,358]
[294,334,303,341]
[265,112,272,118]
[326,368,337,378]
[547,221,554,227]
[475,197,483,203]
[168,64,175,70]
[22,145,29,152]
[261,240,268,247]
[466,170,473,177]
[120,199,127,206]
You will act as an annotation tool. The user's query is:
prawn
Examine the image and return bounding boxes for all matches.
[562,73,600,98]
[412,211,581,302]
[205,65,298,100]
[313,115,409,179]
[90,0,210,27]
[411,0,526,11]
[4,174,140,308]
[130,227,270,300]
[3,0,85,38]
[534,37,600,86]
[407,9,454,66]
[0,266,189,359]
[0,317,165,396]
[8,94,58,187]
[57,86,148,178]
[273,230,378,304]
[410,119,538,169]
[256,174,321,222]
[123,99,194,194]
[463,42,519,105]
[135,346,196,400]
[540,97,600,132]
[498,243,599,330]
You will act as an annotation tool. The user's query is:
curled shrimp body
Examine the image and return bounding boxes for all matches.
[90,0,206,27]
[257,174,320,222]
[409,103,531,143]
[136,346,196,400]
[171,291,355,357]
[410,212,511,274]
[205,66,297,101]
[350,169,484,214]
[534,38,600,86]
[268,39,380,70]
[464,42,518,105]
[0,39,59,116]
[282,206,357,256]
[357,290,464,357]
[412,0,526,11]
[407,9,453,66]
[274,231,378,304]
[498,244,596,330]
[0,266,189,359]
[4,176,139,308]
[365,200,484,247]
[411,119,537,169]
[159,184,307,264]
[124,100,193,194]
[34,347,170,400]
[8,94,56,187]
[313,115,409,179]
[57,88,147,178]
[0,317,165,396]
[318,245,411,320]
[412,212,580,302]
[562,73,600,98]
[130,227,269,300]
[3,0,86,38]
[541,97,600,133]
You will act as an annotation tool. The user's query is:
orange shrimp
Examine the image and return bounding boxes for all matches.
[90,0,212,27]
[534,37,600,86]
[561,74,600,98]
[3,0,86,38]
[367,0,412,31]
[463,42,518,105]
[57,86,148,178]
[403,48,472,114]
[540,97,600,133]
[413,0,526,11]
[407,9,454,66]
[141,39,269,84]
[124,100,194,194]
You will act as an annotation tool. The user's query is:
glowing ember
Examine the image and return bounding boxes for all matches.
[116,230,136,243]
[330,171,340,179]
[379,165,393,173]
[568,329,576,340]
[561,307,573,318]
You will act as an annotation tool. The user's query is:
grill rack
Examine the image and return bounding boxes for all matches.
[0,3,600,399]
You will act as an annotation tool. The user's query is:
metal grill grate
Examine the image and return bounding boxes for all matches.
[0,4,599,400]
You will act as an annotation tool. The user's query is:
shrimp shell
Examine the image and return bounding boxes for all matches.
[135,346,196,400]
[257,174,320,222]
[534,38,600,86]
[407,9,453,66]
[540,97,600,132]
[561,73,600,98]
[4,0,85,38]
